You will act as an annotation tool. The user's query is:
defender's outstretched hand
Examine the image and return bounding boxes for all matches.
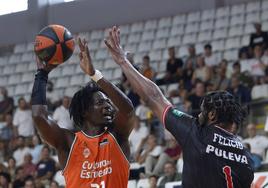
[105,26,128,65]
[78,37,95,76]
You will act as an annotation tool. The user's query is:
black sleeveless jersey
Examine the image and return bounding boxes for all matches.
[162,106,254,188]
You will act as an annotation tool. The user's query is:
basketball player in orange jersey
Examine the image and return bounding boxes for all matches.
[31,38,135,188]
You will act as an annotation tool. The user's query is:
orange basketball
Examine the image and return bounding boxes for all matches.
[34,24,75,65]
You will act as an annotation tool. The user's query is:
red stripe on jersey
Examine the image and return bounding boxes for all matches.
[161,105,173,128]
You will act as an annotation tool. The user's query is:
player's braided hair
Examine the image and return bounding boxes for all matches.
[69,82,103,129]
[202,91,246,127]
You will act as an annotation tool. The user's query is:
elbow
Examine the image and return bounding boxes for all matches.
[31,106,47,122]
[32,113,45,124]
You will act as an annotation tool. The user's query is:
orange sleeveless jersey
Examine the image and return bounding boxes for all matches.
[63,131,129,188]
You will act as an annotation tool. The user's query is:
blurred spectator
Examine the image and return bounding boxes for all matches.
[244,143,261,171]
[0,114,15,142]
[119,52,139,92]
[149,175,158,188]
[188,81,206,117]
[184,44,197,68]
[30,135,43,164]
[227,76,251,104]
[7,157,16,181]
[262,48,268,64]
[156,47,183,85]
[13,136,31,167]
[0,172,11,188]
[205,82,214,92]
[0,141,6,163]
[248,45,266,79]
[129,116,149,159]
[243,124,268,165]
[182,59,194,91]
[46,81,61,113]
[13,98,35,137]
[176,153,184,174]
[126,89,140,108]
[121,53,138,87]
[232,61,254,88]
[140,55,156,81]
[36,146,56,185]
[192,56,211,83]
[249,23,268,49]
[220,59,232,78]
[135,100,151,124]
[203,44,219,67]
[157,162,181,188]
[0,164,7,174]
[24,176,36,188]
[53,170,65,187]
[13,167,25,188]
[50,180,59,188]
[0,87,14,122]
[169,84,191,114]
[239,47,251,60]
[22,153,36,177]
[119,53,141,107]
[53,96,73,130]
[135,134,163,176]
[211,61,230,91]
[151,138,181,176]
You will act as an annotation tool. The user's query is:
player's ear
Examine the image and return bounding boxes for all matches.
[208,110,217,121]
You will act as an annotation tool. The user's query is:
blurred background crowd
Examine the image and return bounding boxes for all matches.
[1,21,268,188]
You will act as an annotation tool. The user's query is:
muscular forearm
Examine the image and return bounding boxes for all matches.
[31,69,49,126]
[97,78,133,115]
[31,70,63,148]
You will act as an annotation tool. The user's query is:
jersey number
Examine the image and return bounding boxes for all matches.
[91,181,105,188]
[223,166,233,188]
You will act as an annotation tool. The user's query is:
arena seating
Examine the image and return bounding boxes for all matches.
[1,1,268,187]
[0,1,267,106]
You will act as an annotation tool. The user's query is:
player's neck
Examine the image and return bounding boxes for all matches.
[82,123,106,136]
[216,123,233,134]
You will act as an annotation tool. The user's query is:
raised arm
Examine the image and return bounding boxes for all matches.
[104,27,171,121]
[78,38,135,137]
[31,58,74,149]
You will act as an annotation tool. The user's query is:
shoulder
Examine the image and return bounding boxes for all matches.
[258,135,268,141]
[175,58,183,62]
[140,125,149,133]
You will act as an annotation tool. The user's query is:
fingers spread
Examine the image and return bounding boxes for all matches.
[112,26,118,47]
[78,37,84,51]
[116,28,120,45]
[109,29,116,48]
[79,52,83,61]
[104,39,115,52]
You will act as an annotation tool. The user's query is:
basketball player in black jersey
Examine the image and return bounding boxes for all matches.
[104,26,254,188]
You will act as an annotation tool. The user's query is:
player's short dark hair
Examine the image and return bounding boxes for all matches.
[233,61,240,68]
[15,166,23,174]
[0,172,11,183]
[18,97,25,104]
[204,44,212,50]
[143,55,150,61]
[164,161,176,168]
[42,145,51,152]
[202,91,246,126]
[149,174,159,179]
[69,82,103,129]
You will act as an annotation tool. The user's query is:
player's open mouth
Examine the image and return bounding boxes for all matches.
[104,115,113,120]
